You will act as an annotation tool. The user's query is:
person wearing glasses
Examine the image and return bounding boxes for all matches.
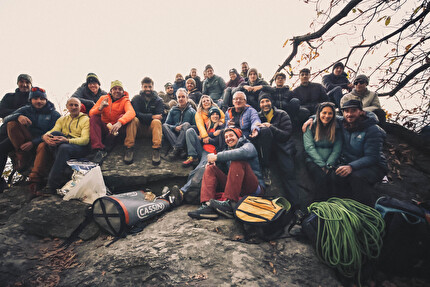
[303,102,342,202]
[0,74,33,192]
[340,74,386,125]
[29,97,90,195]
[322,62,353,109]
[0,87,60,183]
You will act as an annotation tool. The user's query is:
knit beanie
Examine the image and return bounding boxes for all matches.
[205,64,213,71]
[355,74,369,84]
[29,87,47,100]
[332,62,344,72]
[164,82,173,88]
[258,92,272,103]
[248,68,259,78]
[86,73,101,85]
[208,106,221,116]
[229,68,239,75]
[17,74,32,85]
[225,127,243,139]
[110,80,124,90]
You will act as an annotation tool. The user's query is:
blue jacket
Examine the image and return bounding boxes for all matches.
[340,112,387,171]
[217,137,265,188]
[164,103,196,131]
[225,105,261,139]
[3,101,60,145]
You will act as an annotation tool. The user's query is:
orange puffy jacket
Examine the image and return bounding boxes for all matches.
[89,92,136,125]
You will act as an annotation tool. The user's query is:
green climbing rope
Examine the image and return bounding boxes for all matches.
[307,198,385,282]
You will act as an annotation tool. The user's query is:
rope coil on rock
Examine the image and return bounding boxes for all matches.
[307,198,385,283]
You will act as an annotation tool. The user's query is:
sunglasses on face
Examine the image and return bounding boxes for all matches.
[31,87,46,93]
[354,81,366,85]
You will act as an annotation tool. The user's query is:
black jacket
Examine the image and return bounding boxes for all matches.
[72,83,107,112]
[237,79,271,111]
[185,75,202,92]
[131,91,164,125]
[259,107,295,155]
[322,72,352,92]
[292,82,328,113]
[0,89,30,119]
[265,86,294,111]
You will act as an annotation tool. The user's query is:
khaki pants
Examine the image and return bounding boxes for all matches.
[125,118,162,149]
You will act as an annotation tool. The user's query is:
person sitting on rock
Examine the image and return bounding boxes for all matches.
[1,87,60,176]
[0,73,33,192]
[303,99,387,206]
[225,91,273,185]
[236,68,270,111]
[202,64,226,102]
[265,72,301,129]
[188,127,265,219]
[130,77,164,166]
[184,95,225,167]
[173,73,186,95]
[303,102,342,202]
[160,82,177,108]
[340,74,386,125]
[257,93,299,209]
[186,78,202,108]
[221,68,246,111]
[89,80,136,165]
[28,98,90,195]
[240,62,250,80]
[335,99,387,205]
[321,62,353,109]
[185,68,202,92]
[183,106,225,168]
[292,68,329,126]
[71,73,107,113]
[162,88,196,159]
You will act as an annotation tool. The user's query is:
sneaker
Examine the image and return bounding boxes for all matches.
[93,149,107,164]
[188,203,218,219]
[263,168,272,186]
[182,156,198,167]
[123,147,134,164]
[152,148,161,166]
[209,199,235,218]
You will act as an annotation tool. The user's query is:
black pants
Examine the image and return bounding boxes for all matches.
[305,161,336,202]
[0,133,14,177]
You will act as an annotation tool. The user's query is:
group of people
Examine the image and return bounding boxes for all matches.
[0,63,388,218]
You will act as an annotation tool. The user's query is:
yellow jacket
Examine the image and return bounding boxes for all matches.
[195,109,225,138]
[46,112,90,146]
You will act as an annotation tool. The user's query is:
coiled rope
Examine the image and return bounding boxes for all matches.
[307,198,385,283]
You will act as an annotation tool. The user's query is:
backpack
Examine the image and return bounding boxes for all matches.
[234,196,293,241]
[374,196,430,277]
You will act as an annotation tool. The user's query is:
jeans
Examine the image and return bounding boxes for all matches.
[162,122,192,149]
[185,128,203,158]
[181,150,209,193]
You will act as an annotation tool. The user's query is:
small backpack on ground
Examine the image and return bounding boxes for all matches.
[234,196,293,241]
[374,196,430,278]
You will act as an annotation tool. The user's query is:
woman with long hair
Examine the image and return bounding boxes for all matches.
[303,102,342,201]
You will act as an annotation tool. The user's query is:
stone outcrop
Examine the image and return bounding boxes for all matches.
[1,129,430,286]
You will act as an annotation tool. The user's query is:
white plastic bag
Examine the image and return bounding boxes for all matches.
[63,166,106,204]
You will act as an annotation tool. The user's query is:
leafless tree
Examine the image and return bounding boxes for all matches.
[273,0,429,132]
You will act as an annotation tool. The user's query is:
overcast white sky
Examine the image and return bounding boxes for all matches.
[0,0,319,108]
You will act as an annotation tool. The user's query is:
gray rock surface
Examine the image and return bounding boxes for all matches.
[1,132,429,286]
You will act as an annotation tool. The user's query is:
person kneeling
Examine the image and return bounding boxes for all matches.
[188,128,265,219]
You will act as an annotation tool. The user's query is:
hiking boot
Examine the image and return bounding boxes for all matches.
[188,203,218,219]
[170,185,183,206]
[93,149,107,164]
[182,156,198,167]
[152,148,161,166]
[263,168,272,186]
[209,199,236,218]
[123,147,134,164]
